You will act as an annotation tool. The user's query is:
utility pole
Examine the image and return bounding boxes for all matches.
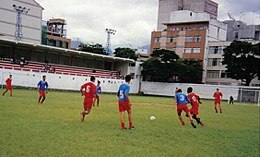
[104,28,116,55]
[13,4,30,41]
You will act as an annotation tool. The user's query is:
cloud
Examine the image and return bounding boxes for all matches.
[37,0,258,48]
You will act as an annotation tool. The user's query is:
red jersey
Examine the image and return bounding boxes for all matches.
[213,92,223,101]
[187,92,200,107]
[81,82,96,99]
[5,78,12,87]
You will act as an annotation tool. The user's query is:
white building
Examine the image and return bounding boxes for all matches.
[206,40,260,86]
[0,0,43,44]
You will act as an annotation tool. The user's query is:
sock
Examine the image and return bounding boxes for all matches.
[192,115,201,124]
[215,107,218,113]
[191,123,197,128]
[121,123,125,129]
[129,121,133,128]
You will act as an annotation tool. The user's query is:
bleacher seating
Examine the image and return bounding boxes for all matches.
[0,60,120,79]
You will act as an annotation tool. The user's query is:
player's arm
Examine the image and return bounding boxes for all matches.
[198,96,202,104]
[37,81,40,90]
[125,86,131,105]
[80,84,85,96]
[117,90,120,97]
[45,82,48,94]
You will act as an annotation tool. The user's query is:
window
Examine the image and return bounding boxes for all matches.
[184,48,192,53]
[209,46,223,54]
[185,36,193,42]
[217,27,220,38]
[167,37,176,42]
[207,71,220,78]
[235,32,238,39]
[208,58,221,66]
[221,71,227,78]
[194,36,201,42]
[154,37,160,43]
[193,48,200,53]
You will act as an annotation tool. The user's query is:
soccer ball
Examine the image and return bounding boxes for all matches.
[150,116,156,121]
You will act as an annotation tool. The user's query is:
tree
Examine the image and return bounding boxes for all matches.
[79,43,104,54]
[114,48,138,60]
[141,49,180,82]
[177,59,203,83]
[222,41,260,86]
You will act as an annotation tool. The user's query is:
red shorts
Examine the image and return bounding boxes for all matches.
[83,97,93,111]
[6,85,12,90]
[190,105,199,115]
[214,100,221,105]
[118,101,131,112]
[39,90,46,96]
[177,104,190,115]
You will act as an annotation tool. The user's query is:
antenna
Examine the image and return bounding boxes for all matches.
[13,4,30,41]
[104,28,116,55]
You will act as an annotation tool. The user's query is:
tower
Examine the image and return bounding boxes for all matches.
[13,4,30,41]
[104,28,116,55]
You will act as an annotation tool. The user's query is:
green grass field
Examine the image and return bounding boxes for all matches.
[0,89,259,157]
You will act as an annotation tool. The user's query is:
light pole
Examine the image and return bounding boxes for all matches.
[13,4,30,41]
[104,28,116,55]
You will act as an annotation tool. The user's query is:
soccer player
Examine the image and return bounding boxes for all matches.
[93,80,101,107]
[117,75,134,129]
[187,87,204,126]
[175,89,196,128]
[213,88,223,113]
[37,75,48,104]
[80,76,97,122]
[2,75,12,96]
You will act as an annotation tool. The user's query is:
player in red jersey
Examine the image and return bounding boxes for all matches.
[80,76,97,122]
[187,87,204,126]
[2,75,12,96]
[213,88,223,113]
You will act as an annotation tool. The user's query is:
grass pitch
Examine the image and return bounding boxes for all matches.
[0,89,259,157]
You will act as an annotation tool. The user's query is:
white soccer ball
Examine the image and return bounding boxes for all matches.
[150,116,156,121]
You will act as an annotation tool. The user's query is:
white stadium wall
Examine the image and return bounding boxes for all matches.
[0,69,139,94]
[141,81,260,102]
[1,69,259,104]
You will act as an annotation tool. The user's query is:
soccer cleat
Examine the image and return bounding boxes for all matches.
[129,126,135,130]
[121,127,127,130]
[181,121,186,126]
[200,122,205,127]
[191,123,197,128]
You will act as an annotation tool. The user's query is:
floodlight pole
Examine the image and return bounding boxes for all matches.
[104,28,116,55]
[13,4,30,41]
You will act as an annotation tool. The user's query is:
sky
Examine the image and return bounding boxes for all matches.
[37,0,260,49]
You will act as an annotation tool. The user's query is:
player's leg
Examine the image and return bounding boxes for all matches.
[177,106,185,125]
[10,89,12,96]
[219,103,222,113]
[192,114,204,126]
[178,114,185,125]
[96,95,99,107]
[93,97,96,107]
[214,102,218,113]
[119,102,127,129]
[187,113,196,128]
[127,109,134,129]
[120,111,126,129]
[38,96,42,103]
[2,89,8,96]
[41,96,46,104]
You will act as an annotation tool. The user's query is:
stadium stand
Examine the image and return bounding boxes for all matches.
[0,60,120,79]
